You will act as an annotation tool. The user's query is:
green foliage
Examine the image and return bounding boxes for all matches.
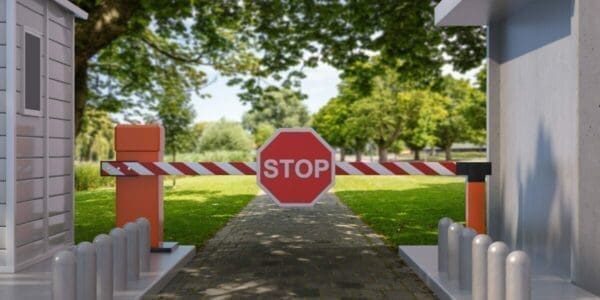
[75,110,115,161]
[476,67,487,93]
[147,85,196,161]
[170,151,255,162]
[75,162,114,191]
[253,123,276,148]
[242,87,310,133]
[198,119,254,152]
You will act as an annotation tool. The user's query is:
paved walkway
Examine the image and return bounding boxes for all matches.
[155,194,434,299]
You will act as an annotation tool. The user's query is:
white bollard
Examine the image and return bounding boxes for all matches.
[438,217,453,274]
[110,228,127,291]
[472,234,493,299]
[124,222,140,281]
[76,242,96,300]
[459,227,477,290]
[507,251,531,300]
[447,222,464,282]
[136,217,151,272]
[93,234,113,300]
[53,250,76,300]
[488,241,509,300]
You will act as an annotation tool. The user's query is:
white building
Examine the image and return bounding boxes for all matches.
[0,0,86,272]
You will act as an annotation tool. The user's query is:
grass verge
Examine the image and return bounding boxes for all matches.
[334,176,465,247]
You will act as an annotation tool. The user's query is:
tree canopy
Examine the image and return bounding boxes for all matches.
[72,0,485,135]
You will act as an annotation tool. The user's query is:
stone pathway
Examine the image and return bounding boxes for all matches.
[155,193,435,299]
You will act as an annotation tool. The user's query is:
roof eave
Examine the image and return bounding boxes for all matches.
[52,0,88,20]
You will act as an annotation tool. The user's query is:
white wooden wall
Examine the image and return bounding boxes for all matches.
[0,0,7,269]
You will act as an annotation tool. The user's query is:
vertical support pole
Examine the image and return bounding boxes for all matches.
[115,125,164,248]
[76,242,96,300]
[447,222,463,282]
[438,217,453,274]
[93,234,113,300]
[488,241,509,300]
[110,228,127,291]
[136,217,151,272]
[124,222,140,281]
[506,251,531,300]
[52,250,76,300]
[459,227,477,290]
[456,162,492,234]
[472,234,493,299]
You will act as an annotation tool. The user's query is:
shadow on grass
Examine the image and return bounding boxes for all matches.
[335,182,465,247]
[75,187,255,247]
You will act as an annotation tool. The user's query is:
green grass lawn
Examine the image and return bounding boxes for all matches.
[334,176,465,247]
[75,176,258,247]
[75,175,464,249]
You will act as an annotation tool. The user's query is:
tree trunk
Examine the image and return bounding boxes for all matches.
[355,151,362,162]
[340,148,346,162]
[378,145,388,163]
[445,147,452,161]
[172,151,177,187]
[74,62,88,136]
[414,149,420,160]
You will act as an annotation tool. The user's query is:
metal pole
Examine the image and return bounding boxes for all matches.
[76,242,96,300]
[93,234,113,300]
[110,228,127,290]
[472,234,492,299]
[136,217,151,272]
[438,217,453,274]
[52,250,76,300]
[124,222,140,281]
[447,222,463,282]
[506,251,531,300]
[459,227,477,290]
[487,241,509,300]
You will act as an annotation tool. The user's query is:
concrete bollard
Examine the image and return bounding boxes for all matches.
[93,234,113,300]
[124,222,140,281]
[459,227,477,290]
[52,250,76,300]
[76,242,97,300]
[136,217,151,272]
[487,241,509,300]
[437,217,453,274]
[110,228,127,290]
[507,251,531,300]
[472,234,493,299]
[447,222,463,282]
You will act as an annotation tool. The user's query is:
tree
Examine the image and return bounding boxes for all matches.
[198,119,254,152]
[253,123,276,148]
[75,109,115,161]
[242,87,310,133]
[398,91,447,160]
[72,0,485,135]
[312,97,368,162]
[432,76,487,160]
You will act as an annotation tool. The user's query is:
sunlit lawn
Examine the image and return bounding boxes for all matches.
[75,175,464,249]
[75,176,258,247]
[335,176,465,247]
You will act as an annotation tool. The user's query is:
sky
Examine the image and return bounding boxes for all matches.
[191,63,480,123]
[193,63,341,123]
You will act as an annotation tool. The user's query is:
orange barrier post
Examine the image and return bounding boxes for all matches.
[114,125,164,249]
[457,162,492,234]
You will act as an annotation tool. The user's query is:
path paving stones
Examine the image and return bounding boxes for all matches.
[155,193,435,299]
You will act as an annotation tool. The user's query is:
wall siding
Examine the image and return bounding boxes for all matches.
[0,0,4,252]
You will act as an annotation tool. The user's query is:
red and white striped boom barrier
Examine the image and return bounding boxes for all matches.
[101,161,458,177]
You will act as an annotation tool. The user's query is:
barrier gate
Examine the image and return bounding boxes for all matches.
[100,125,491,249]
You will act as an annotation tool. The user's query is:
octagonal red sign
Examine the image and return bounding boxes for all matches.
[257,128,335,207]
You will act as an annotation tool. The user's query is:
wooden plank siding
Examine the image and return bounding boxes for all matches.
[0,0,6,255]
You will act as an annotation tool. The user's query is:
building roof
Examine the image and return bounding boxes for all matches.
[52,0,88,20]
[435,0,534,26]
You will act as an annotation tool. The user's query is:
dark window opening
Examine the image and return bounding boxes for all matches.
[25,32,41,113]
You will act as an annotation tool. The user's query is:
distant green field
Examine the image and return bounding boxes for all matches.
[334,176,465,246]
[75,176,258,247]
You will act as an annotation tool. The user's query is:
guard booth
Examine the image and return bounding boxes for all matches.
[423,0,600,297]
[0,0,87,272]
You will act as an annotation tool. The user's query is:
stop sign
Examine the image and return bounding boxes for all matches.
[257,128,335,207]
